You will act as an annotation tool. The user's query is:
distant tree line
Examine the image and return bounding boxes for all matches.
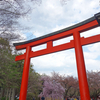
[40,71,100,100]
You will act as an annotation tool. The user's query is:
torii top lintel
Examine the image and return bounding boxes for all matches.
[14,12,100,61]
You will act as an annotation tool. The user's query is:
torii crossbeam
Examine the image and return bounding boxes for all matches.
[14,12,100,100]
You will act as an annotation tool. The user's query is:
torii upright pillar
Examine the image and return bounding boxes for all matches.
[13,12,100,100]
[19,46,31,100]
[73,31,90,100]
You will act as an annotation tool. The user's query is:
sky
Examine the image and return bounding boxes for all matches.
[17,0,100,77]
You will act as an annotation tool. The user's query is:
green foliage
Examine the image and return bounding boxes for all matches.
[1,97,8,100]
[0,38,9,46]
[0,38,24,99]
[27,93,34,100]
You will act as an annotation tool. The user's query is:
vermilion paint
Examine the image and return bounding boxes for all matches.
[73,31,90,100]
[19,46,31,100]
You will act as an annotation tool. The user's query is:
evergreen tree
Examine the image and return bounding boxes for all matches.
[0,37,24,100]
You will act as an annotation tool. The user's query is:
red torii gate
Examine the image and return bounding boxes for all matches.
[14,12,100,100]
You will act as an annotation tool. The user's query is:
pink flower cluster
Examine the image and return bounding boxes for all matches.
[39,75,65,99]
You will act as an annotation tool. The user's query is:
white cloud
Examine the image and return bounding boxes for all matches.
[15,0,100,76]
[31,49,77,76]
[83,42,100,72]
[81,27,100,38]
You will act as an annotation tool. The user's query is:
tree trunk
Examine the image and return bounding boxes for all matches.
[0,88,3,99]
[9,88,11,100]
[11,88,15,100]
[6,89,9,100]
[2,88,5,98]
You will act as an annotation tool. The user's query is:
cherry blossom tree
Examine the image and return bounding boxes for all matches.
[87,71,100,99]
[51,71,79,99]
[39,75,65,99]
